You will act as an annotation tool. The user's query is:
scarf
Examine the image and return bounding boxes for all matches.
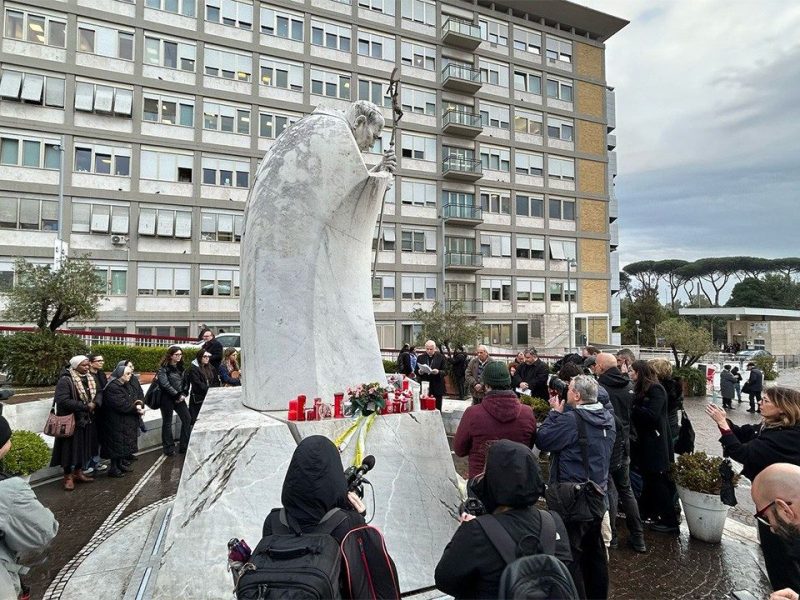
[69,368,96,404]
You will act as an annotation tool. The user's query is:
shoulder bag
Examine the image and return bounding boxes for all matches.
[144,381,162,410]
[43,398,75,438]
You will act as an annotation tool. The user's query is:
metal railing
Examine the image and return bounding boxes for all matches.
[445,252,483,268]
[442,202,482,220]
[442,17,481,40]
[444,299,484,313]
[442,108,482,129]
[442,155,482,176]
[0,325,196,348]
[442,63,481,84]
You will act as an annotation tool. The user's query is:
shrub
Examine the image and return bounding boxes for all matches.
[0,331,89,386]
[383,359,396,374]
[90,344,201,373]
[0,430,51,476]
[674,366,706,397]
[671,451,740,495]
[753,355,778,380]
[520,396,550,422]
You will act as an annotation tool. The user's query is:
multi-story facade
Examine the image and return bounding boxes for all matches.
[0,0,626,350]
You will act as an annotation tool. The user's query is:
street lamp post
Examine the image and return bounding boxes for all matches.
[54,137,65,269]
[635,319,641,347]
[566,258,576,353]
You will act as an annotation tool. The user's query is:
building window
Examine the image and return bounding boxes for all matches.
[513,108,542,135]
[546,76,573,102]
[200,268,239,296]
[479,59,509,87]
[358,30,394,61]
[443,145,475,163]
[140,148,194,182]
[479,102,509,129]
[357,76,391,108]
[549,197,576,221]
[260,5,302,39]
[74,143,131,176]
[479,146,510,172]
[400,40,435,70]
[480,233,511,257]
[94,265,127,295]
[548,157,575,181]
[550,280,576,302]
[77,22,134,60]
[205,0,252,29]
[259,111,299,139]
[201,210,243,242]
[480,190,510,215]
[372,274,395,300]
[513,27,541,55]
[260,56,303,90]
[547,116,574,142]
[72,201,129,234]
[138,207,192,238]
[515,151,543,176]
[310,69,351,99]
[401,274,436,300]
[142,92,194,126]
[442,190,474,208]
[401,228,436,253]
[513,69,542,94]
[359,0,394,15]
[144,35,196,71]
[548,239,577,261]
[516,278,545,301]
[401,0,435,26]
[0,69,65,107]
[4,9,66,47]
[401,179,436,206]
[74,81,133,116]
[479,17,507,46]
[401,323,422,344]
[137,265,191,296]
[481,278,511,301]
[401,133,436,161]
[401,86,436,116]
[372,226,395,251]
[546,35,572,64]
[146,0,196,17]
[481,323,511,345]
[0,134,60,169]
[310,19,351,52]
[515,194,544,218]
[203,101,250,134]
[0,196,58,230]
[204,47,252,82]
[515,236,545,260]
[201,156,249,187]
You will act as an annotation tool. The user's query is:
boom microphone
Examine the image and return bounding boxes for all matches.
[345,455,376,497]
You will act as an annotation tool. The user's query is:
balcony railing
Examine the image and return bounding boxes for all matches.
[445,299,483,313]
[442,155,482,179]
[442,108,482,129]
[442,202,482,221]
[445,252,483,269]
[442,18,481,40]
[442,63,481,85]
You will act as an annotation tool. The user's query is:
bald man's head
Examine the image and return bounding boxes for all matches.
[595,352,617,375]
[752,463,800,541]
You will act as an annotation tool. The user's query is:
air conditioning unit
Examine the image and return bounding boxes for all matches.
[111,235,128,246]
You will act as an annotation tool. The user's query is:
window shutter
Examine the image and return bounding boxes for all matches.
[20,74,44,102]
[0,71,22,99]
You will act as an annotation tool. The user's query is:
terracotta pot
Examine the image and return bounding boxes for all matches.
[136,372,156,385]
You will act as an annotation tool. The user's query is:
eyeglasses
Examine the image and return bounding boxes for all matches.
[203,354,212,358]
[754,500,792,527]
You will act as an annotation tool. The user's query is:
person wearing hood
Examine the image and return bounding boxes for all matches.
[536,374,615,600]
[454,361,537,479]
[435,440,572,599]
[102,363,146,477]
[261,436,370,597]
[0,416,60,600]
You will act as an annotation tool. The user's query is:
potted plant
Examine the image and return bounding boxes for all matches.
[671,452,740,543]
[0,430,51,482]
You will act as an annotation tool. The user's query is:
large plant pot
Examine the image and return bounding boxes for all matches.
[677,485,729,543]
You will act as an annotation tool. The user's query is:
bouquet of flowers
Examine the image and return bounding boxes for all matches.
[344,382,392,416]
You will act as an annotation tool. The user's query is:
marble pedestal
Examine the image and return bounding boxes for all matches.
[153,387,461,599]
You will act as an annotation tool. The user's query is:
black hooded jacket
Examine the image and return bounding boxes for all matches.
[598,367,634,453]
[435,440,572,600]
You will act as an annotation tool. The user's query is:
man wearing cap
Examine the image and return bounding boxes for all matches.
[453,361,536,479]
[0,416,59,599]
[464,345,493,405]
[49,355,99,491]
[745,361,764,413]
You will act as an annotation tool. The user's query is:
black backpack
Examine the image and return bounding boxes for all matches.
[236,508,347,600]
[340,525,400,600]
[477,510,579,600]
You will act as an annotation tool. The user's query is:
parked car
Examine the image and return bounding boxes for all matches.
[735,349,772,361]
[179,333,241,352]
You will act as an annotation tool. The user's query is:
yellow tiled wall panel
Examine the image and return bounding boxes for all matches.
[576,81,604,119]
[588,316,609,344]
[579,199,607,233]
[575,42,604,80]
[579,279,609,313]
[579,239,609,273]
[577,119,605,156]
[577,159,606,195]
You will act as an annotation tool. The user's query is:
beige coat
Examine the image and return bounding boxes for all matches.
[465,356,494,401]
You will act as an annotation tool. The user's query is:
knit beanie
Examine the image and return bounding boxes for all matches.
[482,361,512,388]
[0,415,11,448]
[70,355,89,369]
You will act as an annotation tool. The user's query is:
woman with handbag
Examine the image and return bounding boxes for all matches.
[49,355,99,491]
[219,347,241,387]
[705,386,800,591]
[157,346,192,456]
[189,351,221,424]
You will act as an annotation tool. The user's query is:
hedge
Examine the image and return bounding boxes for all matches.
[90,344,201,373]
[0,331,90,386]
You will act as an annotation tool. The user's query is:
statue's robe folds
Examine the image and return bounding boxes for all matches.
[241,109,391,410]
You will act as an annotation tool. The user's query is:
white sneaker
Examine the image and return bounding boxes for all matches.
[95,463,109,473]
[83,467,95,475]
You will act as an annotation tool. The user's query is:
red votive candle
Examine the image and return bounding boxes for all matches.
[289,399,298,412]
[402,379,410,391]
[305,408,316,421]
[287,409,298,421]
[334,393,344,418]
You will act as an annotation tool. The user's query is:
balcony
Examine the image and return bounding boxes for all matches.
[442,202,482,225]
[445,299,484,314]
[442,155,482,181]
[445,252,483,271]
[442,108,483,137]
[441,63,482,94]
[441,18,482,50]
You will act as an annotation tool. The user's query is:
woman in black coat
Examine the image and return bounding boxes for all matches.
[706,386,800,591]
[102,363,145,477]
[630,360,679,534]
[156,346,191,456]
[189,351,220,424]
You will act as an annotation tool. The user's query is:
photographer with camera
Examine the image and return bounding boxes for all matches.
[435,440,573,600]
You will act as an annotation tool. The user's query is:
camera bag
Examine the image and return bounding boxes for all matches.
[340,525,400,600]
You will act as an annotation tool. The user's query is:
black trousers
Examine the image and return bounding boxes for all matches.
[639,470,679,527]
[758,520,800,591]
[607,458,644,540]
[189,399,203,425]
[433,393,443,411]
[565,518,608,600]
[160,396,192,453]
[748,391,762,411]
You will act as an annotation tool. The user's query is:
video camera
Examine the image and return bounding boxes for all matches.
[344,455,375,499]
[548,376,568,401]
[458,474,487,517]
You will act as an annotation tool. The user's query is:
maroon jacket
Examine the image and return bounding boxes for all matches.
[453,390,537,478]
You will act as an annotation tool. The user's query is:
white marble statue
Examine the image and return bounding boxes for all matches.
[240,101,397,411]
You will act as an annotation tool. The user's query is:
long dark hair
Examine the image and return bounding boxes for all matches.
[159,345,184,370]
[631,360,659,397]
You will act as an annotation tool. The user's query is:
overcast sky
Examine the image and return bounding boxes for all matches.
[578,0,800,269]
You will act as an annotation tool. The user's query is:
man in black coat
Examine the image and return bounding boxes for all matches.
[511,347,550,400]
[594,353,646,553]
[416,340,446,410]
[200,329,224,370]
[745,362,763,413]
